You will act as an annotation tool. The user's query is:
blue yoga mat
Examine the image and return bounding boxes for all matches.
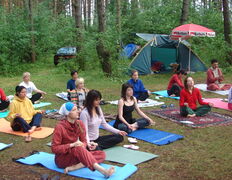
[33,102,52,109]
[0,111,9,118]
[0,143,13,151]
[0,102,51,118]
[100,120,183,145]
[152,90,180,100]
[16,152,137,180]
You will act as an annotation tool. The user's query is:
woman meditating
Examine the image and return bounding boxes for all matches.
[19,72,46,104]
[180,77,213,118]
[113,83,155,133]
[167,69,187,97]
[7,86,44,142]
[52,102,114,177]
[80,90,127,150]
[70,77,89,110]
[0,88,10,112]
[127,70,150,101]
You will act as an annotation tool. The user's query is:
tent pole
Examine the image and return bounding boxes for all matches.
[188,47,191,72]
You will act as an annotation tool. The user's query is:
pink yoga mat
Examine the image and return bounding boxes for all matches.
[203,98,232,111]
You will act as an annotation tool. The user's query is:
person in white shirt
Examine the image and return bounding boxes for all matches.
[19,72,46,104]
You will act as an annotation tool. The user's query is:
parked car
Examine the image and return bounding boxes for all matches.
[54,47,77,65]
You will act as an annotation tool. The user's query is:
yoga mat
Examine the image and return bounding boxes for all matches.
[0,111,9,118]
[100,120,183,145]
[203,98,232,111]
[56,92,68,101]
[0,102,52,118]
[108,99,164,108]
[0,142,13,151]
[104,146,158,165]
[148,108,232,128]
[33,102,51,109]
[0,118,54,138]
[151,90,180,100]
[16,152,137,180]
[194,84,229,96]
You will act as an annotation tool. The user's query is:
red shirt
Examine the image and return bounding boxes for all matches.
[206,68,224,85]
[0,88,7,101]
[180,88,208,110]
[167,74,184,90]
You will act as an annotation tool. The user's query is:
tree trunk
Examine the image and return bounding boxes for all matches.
[53,0,57,16]
[28,0,36,62]
[222,0,231,44]
[83,0,87,29]
[96,0,111,76]
[180,0,190,25]
[116,0,121,33]
[87,0,91,27]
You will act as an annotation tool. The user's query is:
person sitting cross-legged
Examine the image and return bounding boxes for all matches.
[51,102,115,177]
[180,77,213,118]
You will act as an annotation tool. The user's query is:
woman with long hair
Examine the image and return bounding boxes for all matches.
[180,76,213,117]
[80,90,127,150]
[113,83,155,133]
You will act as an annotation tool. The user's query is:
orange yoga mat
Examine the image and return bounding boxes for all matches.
[0,118,54,138]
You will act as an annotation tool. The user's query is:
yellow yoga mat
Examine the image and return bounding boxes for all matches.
[0,118,54,138]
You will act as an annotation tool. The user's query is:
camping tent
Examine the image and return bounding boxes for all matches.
[129,33,207,75]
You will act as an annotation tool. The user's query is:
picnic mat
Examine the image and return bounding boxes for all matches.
[0,142,13,151]
[0,102,52,118]
[194,84,229,96]
[203,98,232,111]
[16,151,138,180]
[56,92,68,101]
[151,90,180,100]
[104,146,158,165]
[0,118,54,138]
[100,120,183,145]
[148,108,232,128]
[108,99,164,108]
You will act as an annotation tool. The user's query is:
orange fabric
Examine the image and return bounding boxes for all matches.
[0,118,53,138]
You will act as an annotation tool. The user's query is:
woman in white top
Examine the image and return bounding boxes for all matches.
[19,72,46,104]
[80,90,127,149]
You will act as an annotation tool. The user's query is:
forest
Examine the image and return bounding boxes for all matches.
[0,0,232,76]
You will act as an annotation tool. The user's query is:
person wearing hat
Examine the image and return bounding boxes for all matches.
[51,102,115,177]
[167,69,187,97]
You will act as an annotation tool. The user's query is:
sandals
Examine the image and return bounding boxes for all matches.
[123,144,139,150]
[25,135,32,142]
[128,137,137,144]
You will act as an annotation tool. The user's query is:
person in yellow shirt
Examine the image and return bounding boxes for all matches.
[7,86,44,142]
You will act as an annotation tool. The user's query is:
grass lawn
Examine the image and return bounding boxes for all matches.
[0,62,232,180]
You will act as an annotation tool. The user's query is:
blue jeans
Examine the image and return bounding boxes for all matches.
[11,113,42,132]
[117,118,150,133]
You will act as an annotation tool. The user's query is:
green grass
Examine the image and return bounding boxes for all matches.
[0,61,232,180]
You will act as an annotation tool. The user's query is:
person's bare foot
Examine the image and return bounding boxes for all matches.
[28,126,36,134]
[103,166,115,178]
[35,127,42,131]
[170,94,176,97]
[187,114,196,118]
[64,163,84,174]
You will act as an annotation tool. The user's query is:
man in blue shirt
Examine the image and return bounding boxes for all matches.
[127,70,150,101]
[67,70,78,100]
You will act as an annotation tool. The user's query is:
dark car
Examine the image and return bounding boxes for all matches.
[54,47,77,65]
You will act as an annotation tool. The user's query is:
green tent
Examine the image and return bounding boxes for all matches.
[129,34,207,75]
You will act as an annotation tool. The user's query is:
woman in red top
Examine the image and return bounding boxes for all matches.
[180,77,213,117]
[51,102,114,177]
[0,88,10,111]
[167,70,187,97]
